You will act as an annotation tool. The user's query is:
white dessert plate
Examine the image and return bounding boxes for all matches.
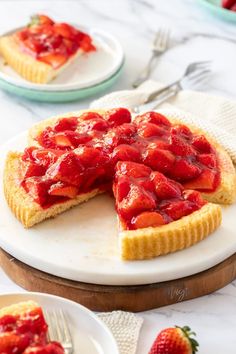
[0,133,236,286]
[0,292,118,354]
[0,26,124,91]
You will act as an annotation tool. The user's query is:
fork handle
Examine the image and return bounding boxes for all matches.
[134,86,180,114]
[132,52,160,88]
[144,79,181,103]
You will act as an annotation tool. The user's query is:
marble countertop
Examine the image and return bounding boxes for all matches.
[0,0,236,353]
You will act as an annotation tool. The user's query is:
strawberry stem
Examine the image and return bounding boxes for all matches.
[28,14,40,27]
[176,325,199,353]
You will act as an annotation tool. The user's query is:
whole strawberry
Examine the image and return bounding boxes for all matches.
[149,326,199,354]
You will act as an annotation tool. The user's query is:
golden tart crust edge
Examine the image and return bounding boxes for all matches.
[0,35,81,84]
[0,300,39,317]
[120,203,222,260]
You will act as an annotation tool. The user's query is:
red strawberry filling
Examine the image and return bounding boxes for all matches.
[19,109,220,228]
[15,14,95,69]
[113,162,206,229]
[0,307,64,353]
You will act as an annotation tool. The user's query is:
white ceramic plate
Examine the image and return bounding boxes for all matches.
[0,27,124,91]
[0,292,118,354]
[0,133,236,286]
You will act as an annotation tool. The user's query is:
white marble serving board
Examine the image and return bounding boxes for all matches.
[0,27,124,91]
[0,133,236,286]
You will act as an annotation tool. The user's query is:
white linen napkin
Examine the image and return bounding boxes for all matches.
[91,80,236,164]
[98,311,143,354]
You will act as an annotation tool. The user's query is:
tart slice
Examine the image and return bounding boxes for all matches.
[113,161,222,260]
[0,300,64,353]
[0,14,95,83]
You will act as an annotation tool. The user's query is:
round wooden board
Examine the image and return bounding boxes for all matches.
[0,248,236,312]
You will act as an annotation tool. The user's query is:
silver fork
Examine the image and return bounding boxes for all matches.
[144,60,211,103]
[44,309,73,354]
[132,27,170,88]
[133,63,211,114]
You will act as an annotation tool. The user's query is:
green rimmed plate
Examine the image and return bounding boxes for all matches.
[0,62,124,102]
[198,0,236,22]
[0,26,124,102]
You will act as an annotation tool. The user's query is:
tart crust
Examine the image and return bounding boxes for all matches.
[120,203,222,260]
[0,35,81,84]
[4,152,102,228]
[0,300,39,317]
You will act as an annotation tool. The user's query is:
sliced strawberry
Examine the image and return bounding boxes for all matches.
[24,177,53,206]
[53,22,75,39]
[112,144,140,163]
[113,176,131,202]
[53,132,74,147]
[78,117,108,133]
[48,182,78,198]
[32,149,64,167]
[78,32,96,52]
[37,128,55,149]
[115,161,151,178]
[152,172,183,199]
[74,146,109,168]
[54,117,78,132]
[161,200,197,221]
[39,130,90,150]
[46,152,84,186]
[168,158,202,181]
[23,38,45,55]
[0,332,30,352]
[23,342,64,354]
[132,211,166,229]
[20,161,46,179]
[171,124,193,139]
[80,112,103,121]
[197,153,217,169]
[136,112,171,127]
[104,108,131,127]
[192,135,213,153]
[38,53,67,69]
[22,146,39,162]
[119,184,156,218]
[151,140,170,150]
[104,123,136,148]
[183,169,217,190]
[137,123,166,138]
[143,146,175,173]
[87,118,108,131]
[170,134,196,157]
[183,190,206,207]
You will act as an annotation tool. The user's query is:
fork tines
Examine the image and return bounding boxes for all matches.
[44,309,73,353]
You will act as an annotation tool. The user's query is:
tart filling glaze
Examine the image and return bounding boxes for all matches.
[18,109,221,230]
[0,302,64,353]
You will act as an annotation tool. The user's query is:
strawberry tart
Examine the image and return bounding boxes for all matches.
[0,14,95,84]
[4,108,236,260]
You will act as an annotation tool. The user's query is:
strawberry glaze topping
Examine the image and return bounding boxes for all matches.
[19,109,220,229]
[0,307,64,353]
[15,14,95,69]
